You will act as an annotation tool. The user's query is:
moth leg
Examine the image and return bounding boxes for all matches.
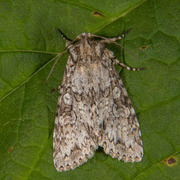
[112,57,146,71]
[50,85,61,93]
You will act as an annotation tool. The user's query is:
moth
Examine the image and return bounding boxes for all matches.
[50,29,144,172]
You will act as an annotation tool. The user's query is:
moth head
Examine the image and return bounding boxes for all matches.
[77,32,91,40]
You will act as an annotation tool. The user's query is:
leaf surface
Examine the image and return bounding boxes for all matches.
[0,0,179,179]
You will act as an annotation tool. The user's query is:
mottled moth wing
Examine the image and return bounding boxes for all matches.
[53,32,143,172]
[97,57,143,162]
[53,54,98,171]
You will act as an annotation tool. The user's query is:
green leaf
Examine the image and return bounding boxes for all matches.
[0,0,179,179]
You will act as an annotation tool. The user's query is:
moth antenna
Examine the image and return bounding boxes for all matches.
[91,30,141,61]
[105,29,131,42]
[45,37,79,82]
[45,48,68,82]
[57,28,72,43]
